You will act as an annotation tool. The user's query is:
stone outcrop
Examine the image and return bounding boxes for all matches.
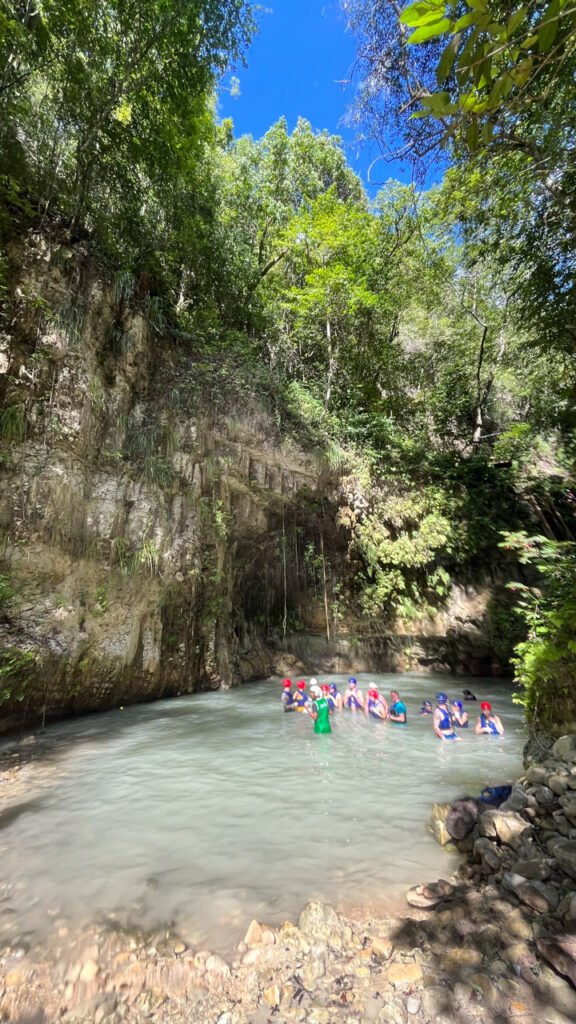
[0,232,515,729]
[431,734,576,997]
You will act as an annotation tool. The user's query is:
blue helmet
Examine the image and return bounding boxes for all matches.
[452,700,463,709]
[329,683,337,693]
[421,700,432,707]
[436,693,448,703]
[348,677,357,685]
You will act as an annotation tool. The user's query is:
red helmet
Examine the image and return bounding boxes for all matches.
[481,701,491,711]
[368,689,378,699]
[321,684,330,692]
[297,680,306,690]
[282,679,291,688]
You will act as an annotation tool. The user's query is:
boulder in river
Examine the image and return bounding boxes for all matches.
[553,735,576,764]
[298,900,342,947]
[445,798,478,840]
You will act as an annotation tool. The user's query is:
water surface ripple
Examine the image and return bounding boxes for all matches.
[0,673,524,954]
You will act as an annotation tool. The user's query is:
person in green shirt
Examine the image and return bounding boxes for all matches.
[310,684,333,734]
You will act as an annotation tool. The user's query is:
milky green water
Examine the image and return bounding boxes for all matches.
[0,674,524,955]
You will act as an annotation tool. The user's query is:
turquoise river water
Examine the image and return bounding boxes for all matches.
[0,673,524,955]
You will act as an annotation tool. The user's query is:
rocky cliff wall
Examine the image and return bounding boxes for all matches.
[0,232,513,730]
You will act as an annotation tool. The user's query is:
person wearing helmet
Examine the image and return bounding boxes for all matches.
[327,682,343,711]
[344,677,365,711]
[433,693,460,740]
[462,689,477,701]
[365,687,388,719]
[281,678,296,712]
[420,699,433,716]
[294,680,309,711]
[309,684,333,734]
[388,690,407,724]
[475,702,504,735]
[450,699,469,728]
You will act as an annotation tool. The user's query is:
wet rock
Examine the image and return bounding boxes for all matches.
[480,809,532,846]
[549,775,569,797]
[526,765,548,785]
[298,901,341,947]
[502,908,534,941]
[502,785,531,813]
[502,941,538,971]
[469,972,500,1008]
[560,792,576,823]
[420,985,450,1017]
[445,799,478,840]
[430,802,452,846]
[547,838,576,880]
[79,959,100,982]
[514,856,552,880]
[262,983,280,1007]
[532,785,556,806]
[243,920,262,946]
[441,946,483,970]
[532,964,576,1019]
[536,925,576,987]
[369,935,393,959]
[206,954,230,977]
[386,962,423,986]
[405,996,420,1014]
[553,735,576,764]
[502,872,559,913]
[474,836,501,872]
[557,893,576,921]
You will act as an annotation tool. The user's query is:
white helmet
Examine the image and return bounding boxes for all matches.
[310,677,318,686]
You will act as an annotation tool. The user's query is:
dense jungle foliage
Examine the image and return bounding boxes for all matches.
[1,0,575,724]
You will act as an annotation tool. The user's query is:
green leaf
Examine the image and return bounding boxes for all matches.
[437,32,461,83]
[466,0,487,9]
[467,120,479,151]
[453,12,476,31]
[420,90,456,114]
[408,18,451,43]
[400,1,445,27]
[537,0,560,52]
[506,7,527,36]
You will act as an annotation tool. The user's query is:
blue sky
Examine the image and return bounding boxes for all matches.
[218,1,415,194]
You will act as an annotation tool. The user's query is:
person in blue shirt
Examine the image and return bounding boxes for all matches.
[420,699,433,715]
[451,699,469,728]
[388,690,407,724]
[433,693,460,740]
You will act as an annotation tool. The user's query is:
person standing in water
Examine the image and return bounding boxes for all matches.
[365,688,388,719]
[463,689,477,702]
[328,682,343,711]
[293,680,309,711]
[344,677,365,710]
[475,702,504,735]
[451,700,469,728]
[433,693,460,740]
[309,684,333,734]
[388,690,407,724]
[420,699,433,715]
[281,679,296,712]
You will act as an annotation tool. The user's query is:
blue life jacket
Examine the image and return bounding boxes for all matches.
[437,706,454,732]
[294,690,308,708]
[480,714,499,734]
[368,697,383,719]
[346,692,361,710]
[282,690,294,706]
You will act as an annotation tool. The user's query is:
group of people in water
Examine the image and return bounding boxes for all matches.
[281,677,504,740]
